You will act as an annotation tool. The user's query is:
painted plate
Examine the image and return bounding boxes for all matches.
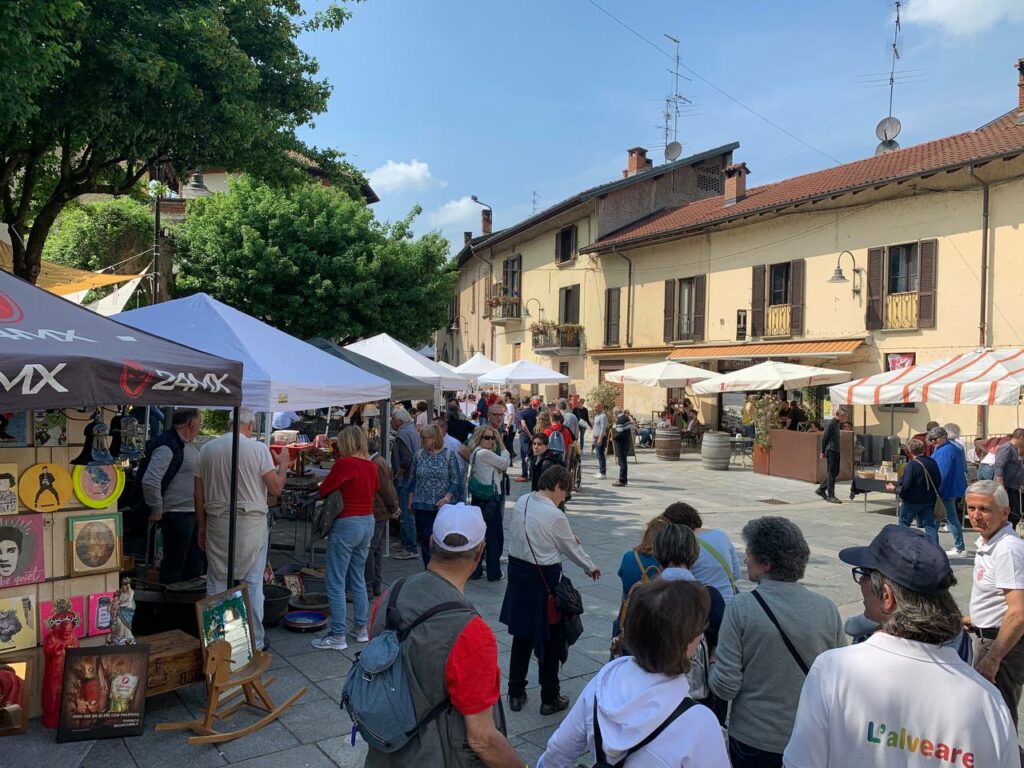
[283,610,329,633]
[18,463,73,512]
[71,464,125,509]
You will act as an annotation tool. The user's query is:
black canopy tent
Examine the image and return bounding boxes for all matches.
[0,272,250,582]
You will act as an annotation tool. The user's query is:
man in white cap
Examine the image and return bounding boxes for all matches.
[365,503,522,768]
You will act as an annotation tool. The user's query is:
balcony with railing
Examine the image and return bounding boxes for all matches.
[531,323,582,355]
[764,303,792,337]
[484,282,522,325]
[884,291,918,330]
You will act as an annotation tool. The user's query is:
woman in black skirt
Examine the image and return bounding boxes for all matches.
[500,465,600,715]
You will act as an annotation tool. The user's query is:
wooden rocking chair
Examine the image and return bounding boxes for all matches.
[156,639,306,744]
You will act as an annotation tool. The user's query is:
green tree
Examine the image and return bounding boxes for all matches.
[42,197,153,273]
[174,177,455,345]
[0,0,363,283]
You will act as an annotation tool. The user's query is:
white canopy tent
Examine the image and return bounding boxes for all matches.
[345,333,468,390]
[454,351,500,381]
[115,293,392,409]
[692,360,851,395]
[830,348,1024,406]
[603,360,716,388]
[478,359,569,386]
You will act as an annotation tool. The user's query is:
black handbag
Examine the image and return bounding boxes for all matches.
[556,576,585,646]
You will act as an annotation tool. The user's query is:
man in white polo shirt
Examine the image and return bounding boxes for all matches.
[964,479,1024,740]
[784,524,1018,767]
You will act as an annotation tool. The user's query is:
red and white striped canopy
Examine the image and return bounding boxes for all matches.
[830,349,1024,406]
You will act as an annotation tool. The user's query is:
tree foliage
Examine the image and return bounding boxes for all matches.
[0,0,364,282]
[173,177,455,345]
[42,197,153,273]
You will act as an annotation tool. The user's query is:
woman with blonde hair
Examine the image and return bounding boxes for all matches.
[408,424,462,566]
[466,424,512,581]
[313,426,379,651]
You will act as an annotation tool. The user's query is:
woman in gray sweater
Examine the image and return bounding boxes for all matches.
[709,516,844,768]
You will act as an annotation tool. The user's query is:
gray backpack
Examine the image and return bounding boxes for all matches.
[341,577,470,753]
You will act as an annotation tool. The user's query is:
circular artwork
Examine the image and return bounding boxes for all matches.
[75,521,116,567]
[71,464,125,510]
[18,463,73,512]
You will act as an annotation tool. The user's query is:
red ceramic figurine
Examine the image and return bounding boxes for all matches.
[41,599,80,728]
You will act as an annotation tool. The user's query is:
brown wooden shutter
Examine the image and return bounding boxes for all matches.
[554,231,562,263]
[789,258,805,335]
[558,286,567,322]
[692,275,706,341]
[751,265,766,337]
[917,239,937,329]
[663,279,676,342]
[866,247,884,330]
[605,288,621,345]
[570,225,578,257]
[569,284,581,323]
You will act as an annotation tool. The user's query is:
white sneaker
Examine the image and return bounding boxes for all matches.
[938,523,949,533]
[352,627,370,643]
[500,555,508,564]
[593,473,606,479]
[945,547,966,557]
[311,633,348,651]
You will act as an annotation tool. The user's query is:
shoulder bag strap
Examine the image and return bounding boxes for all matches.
[698,539,739,595]
[523,496,555,597]
[632,549,650,583]
[593,697,607,764]
[913,458,937,495]
[751,590,809,675]
[613,697,698,767]
[383,577,407,631]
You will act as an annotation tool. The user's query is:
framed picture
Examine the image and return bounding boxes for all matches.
[18,462,73,513]
[0,514,45,589]
[66,513,122,577]
[41,597,86,642]
[283,574,304,596]
[0,412,28,448]
[32,409,68,447]
[57,645,149,742]
[88,592,117,637]
[196,585,256,673]
[0,464,18,515]
[72,465,125,510]
[0,595,36,654]
[0,653,32,737]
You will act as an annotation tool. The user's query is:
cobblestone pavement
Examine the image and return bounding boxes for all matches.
[13,449,987,767]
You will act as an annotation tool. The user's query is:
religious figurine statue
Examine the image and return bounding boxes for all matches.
[41,601,80,728]
[107,577,136,646]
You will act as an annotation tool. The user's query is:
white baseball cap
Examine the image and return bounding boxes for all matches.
[432,503,486,552]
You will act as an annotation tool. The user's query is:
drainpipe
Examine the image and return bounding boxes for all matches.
[968,164,991,437]
[611,248,633,347]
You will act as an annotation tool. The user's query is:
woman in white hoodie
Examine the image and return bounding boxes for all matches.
[537,579,729,768]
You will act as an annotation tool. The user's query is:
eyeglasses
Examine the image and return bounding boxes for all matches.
[851,566,872,585]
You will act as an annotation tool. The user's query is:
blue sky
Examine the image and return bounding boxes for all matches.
[297,0,1024,250]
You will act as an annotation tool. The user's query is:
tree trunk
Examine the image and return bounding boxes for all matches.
[7,223,36,282]
[12,197,65,284]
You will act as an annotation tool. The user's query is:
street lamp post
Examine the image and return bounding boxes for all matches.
[826,250,864,295]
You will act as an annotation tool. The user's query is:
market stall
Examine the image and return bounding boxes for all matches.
[477,359,569,387]
[453,352,500,383]
[344,333,468,391]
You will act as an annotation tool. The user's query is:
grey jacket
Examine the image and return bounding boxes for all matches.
[708,578,844,754]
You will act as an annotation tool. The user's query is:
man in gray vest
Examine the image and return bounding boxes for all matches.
[366,503,522,768]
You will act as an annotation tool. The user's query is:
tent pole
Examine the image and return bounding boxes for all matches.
[890,405,895,435]
[382,400,391,558]
[227,406,241,586]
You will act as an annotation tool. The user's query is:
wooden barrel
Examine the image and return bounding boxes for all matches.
[701,431,731,471]
[655,426,682,461]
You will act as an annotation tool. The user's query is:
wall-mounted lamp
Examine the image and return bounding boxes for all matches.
[827,250,864,295]
[449,314,468,333]
[522,298,545,319]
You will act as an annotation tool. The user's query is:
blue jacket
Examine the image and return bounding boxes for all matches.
[933,440,967,498]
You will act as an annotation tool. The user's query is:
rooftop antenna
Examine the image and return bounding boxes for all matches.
[662,33,691,162]
[531,190,541,215]
[875,1,904,155]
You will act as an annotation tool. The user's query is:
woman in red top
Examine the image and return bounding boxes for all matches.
[312,426,379,652]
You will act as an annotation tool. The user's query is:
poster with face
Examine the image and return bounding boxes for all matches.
[0,515,45,588]
[18,463,73,513]
[0,595,35,653]
[0,464,18,515]
[32,409,68,447]
[0,412,28,447]
[66,513,122,577]
[57,646,149,742]
[41,597,86,641]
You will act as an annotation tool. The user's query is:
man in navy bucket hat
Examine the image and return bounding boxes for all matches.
[784,525,1019,767]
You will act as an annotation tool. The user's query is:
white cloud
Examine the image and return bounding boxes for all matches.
[904,0,1024,36]
[427,196,479,228]
[367,159,445,193]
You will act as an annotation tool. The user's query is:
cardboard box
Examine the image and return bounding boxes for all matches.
[144,629,202,697]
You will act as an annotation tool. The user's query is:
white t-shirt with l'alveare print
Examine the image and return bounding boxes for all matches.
[783,633,1018,768]
[969,524,1024,628]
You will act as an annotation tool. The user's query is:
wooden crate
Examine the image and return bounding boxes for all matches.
[144,629,203,697]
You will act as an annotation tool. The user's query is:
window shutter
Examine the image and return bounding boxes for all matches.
[605,288,621,346]
[663,279,676,342]
[558,286,567,323]
[554,231,562,263]
[692,275,706,341]
[789,258,805,335]
[751,265,766,337]
[917,239,937,328]
[570,225,578,257]
[866,247,884,330]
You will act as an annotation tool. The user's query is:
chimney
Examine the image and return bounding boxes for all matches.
[463,231,473,247]
[622,147,653,178]
[1017,58,1024,124]
[481,209,493,235]
[723,162,750,206]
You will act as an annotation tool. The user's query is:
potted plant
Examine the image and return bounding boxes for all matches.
[751,393,781,475]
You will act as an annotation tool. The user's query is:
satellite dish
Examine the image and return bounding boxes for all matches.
[875,116,902,142]
[665,141,683,162]
[875,139,901,156]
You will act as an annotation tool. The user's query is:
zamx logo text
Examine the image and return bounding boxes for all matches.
[0,363,67,394]
[120,359,231,399]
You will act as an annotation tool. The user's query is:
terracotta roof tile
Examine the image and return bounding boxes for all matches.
[588,110,1024,251]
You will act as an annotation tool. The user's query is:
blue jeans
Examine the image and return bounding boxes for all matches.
[729,736,783,768]
[395,478,417,552]
[978,464,996,480]
[326,515,374,636]
[414,506,439,567]
[898,501,939,546]
[471,495,504,581]
[943,497,965,551]
[596,440,607,475]
[518,434,532,478]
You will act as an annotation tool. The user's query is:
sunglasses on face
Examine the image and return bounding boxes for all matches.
[482,435,496,441]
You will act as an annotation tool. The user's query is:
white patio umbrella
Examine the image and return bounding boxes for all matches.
[691,360,851,395]
[454,352,500,380]
[603,360,716,388]
[477,359,569,386]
